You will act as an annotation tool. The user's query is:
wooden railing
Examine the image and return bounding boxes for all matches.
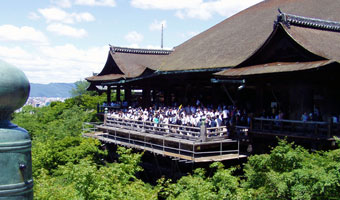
[251,117,340,138]
[97,104,121,113]
[104,116,229,142]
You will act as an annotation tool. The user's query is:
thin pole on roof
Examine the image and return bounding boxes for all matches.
[161,24,163,49]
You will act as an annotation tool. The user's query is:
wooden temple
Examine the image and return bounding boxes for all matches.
[84,0,340,161]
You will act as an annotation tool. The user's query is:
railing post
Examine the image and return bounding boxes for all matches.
[163,136,165,153]
[220,141,222,155]
[104,114,107,126]
[200,123,207,142]
[249,116,253,131]
[179,142,181,155]
[104,108,108,125]
[328,117,333,138]
[238,139,240,156]
[315,123,319,135]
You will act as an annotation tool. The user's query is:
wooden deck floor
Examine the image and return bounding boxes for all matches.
[84,132,247,163]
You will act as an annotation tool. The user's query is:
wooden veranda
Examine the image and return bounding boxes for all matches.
[83,117,247,163]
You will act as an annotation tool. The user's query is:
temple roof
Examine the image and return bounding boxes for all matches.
[86,46,172,82]
[157,0,340,71]
[215,10,340,77]
[87,0,340,83]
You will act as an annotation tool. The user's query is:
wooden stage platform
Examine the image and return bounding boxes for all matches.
[83,117,247,163]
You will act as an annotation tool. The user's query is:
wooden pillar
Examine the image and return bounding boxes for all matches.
[116,85,121,102]
[142,87,151,107]
[212,84,218,106]
[125,85,131,106]
[164,90,170,106]
[256,84,264,115]
[106,85,111,103]
[289,83,313,119]
[152,89,157,104]
[184,84,190,105]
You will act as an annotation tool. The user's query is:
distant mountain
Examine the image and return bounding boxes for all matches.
[29,83,76,98]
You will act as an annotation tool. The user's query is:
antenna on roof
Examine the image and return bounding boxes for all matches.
[161,24,163,49]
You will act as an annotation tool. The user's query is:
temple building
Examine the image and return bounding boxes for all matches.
[84,0,340,160]
[86,0,340,121]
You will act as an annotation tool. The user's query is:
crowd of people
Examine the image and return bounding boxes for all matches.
[301,107,323,122]
[106,104,250,129]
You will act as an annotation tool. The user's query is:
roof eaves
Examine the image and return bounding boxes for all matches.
[155,67,230,75]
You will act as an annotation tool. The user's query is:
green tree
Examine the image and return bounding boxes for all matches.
[13,93,158,200]
[71,80,93,97]
[242,140,340,200]
[158,163,240,200]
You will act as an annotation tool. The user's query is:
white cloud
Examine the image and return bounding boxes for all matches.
[131,0,201,10]
[180,31,199,39]
[131,0,263,20]
[51,0,72,8]
[149,20,167,31]
[126,44,140,48]
[175,11,185,19]
[146,45,171,50]
[28,12,41,20]
[0,44,109,83]
[0,46,33,59]
[0,25,48,44]
[74,12,95,22]
[39,44,106,63]
[124,31,144,44]
[39,7,70,23]
[38,7,95,24]
[47,23,87,38]
[75,0,116,7]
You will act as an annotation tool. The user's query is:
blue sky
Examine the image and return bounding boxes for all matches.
[0,0,262,83]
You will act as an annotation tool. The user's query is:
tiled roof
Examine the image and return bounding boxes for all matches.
[157,0,340,71]
[88,0,340,82]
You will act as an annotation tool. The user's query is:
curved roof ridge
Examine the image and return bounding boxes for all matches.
[276,9,340,32]
[110,45,173,55]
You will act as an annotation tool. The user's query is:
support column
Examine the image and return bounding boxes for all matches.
[152,89,157,104]
[184,84,191,105]
[125,85,131,106]
[256,84,263,115]
[164,90,170,106]
[142,86,151,107]
[211,84,218,106]
[116,85,121,102]
[106,85,111,103]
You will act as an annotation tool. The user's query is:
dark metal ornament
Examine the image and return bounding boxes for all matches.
[0,60,33,199]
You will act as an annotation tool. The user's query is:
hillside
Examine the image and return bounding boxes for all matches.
[30,83,75,98]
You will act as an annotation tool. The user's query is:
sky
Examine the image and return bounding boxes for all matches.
[0,0,262,84]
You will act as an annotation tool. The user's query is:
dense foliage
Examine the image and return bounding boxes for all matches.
[12,87,340,199]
